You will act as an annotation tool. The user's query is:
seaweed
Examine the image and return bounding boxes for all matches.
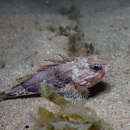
[33,94,113,130]
[68,31,83,56]
[59,7,73,15]
[88,120,102,130]
[0,58,5,69]
[67,25,98,57]
[57,25,71,36]
[40,80,54,98]
[84,42,96,55]
[59,5,82,21]
[68,7,82,21]
[38,24,57,32]
[46,24,58,33]
[44,23,99,56]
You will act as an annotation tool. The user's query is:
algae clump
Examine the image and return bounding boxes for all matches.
[33,94,113,130]
[0,58,5,69]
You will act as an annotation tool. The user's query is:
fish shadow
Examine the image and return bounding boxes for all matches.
[88,81,112,98]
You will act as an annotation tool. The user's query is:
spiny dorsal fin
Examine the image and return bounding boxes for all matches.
[16,74,33,85]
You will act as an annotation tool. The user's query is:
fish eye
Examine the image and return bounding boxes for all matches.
[90,64,102,71]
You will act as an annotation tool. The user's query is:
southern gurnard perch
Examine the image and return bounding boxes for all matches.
[0,55,110,101]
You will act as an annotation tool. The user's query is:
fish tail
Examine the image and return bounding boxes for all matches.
[0,84,41,100]
[1,85,27,100]
[0,91,6,101]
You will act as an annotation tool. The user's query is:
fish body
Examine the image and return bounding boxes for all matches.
[0,55,110,101]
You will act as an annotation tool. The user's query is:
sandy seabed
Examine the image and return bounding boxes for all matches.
[0,0,130,129]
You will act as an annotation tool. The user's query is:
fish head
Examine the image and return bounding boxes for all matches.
[72,55,110,88]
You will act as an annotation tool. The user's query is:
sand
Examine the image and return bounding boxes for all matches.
[0,0,130,129]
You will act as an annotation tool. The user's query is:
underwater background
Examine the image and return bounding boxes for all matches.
[0,0,130,129]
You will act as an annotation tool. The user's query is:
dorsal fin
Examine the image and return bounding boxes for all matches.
[37,64,58,72]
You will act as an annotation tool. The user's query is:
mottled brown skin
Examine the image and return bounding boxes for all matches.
[0,55,110,100]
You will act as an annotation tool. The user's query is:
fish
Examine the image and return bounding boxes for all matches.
[0,54,110,101]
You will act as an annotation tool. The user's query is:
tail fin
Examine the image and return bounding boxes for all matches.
[0,91,5,101]
[0,84,41,101]
[0,85,27,101]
